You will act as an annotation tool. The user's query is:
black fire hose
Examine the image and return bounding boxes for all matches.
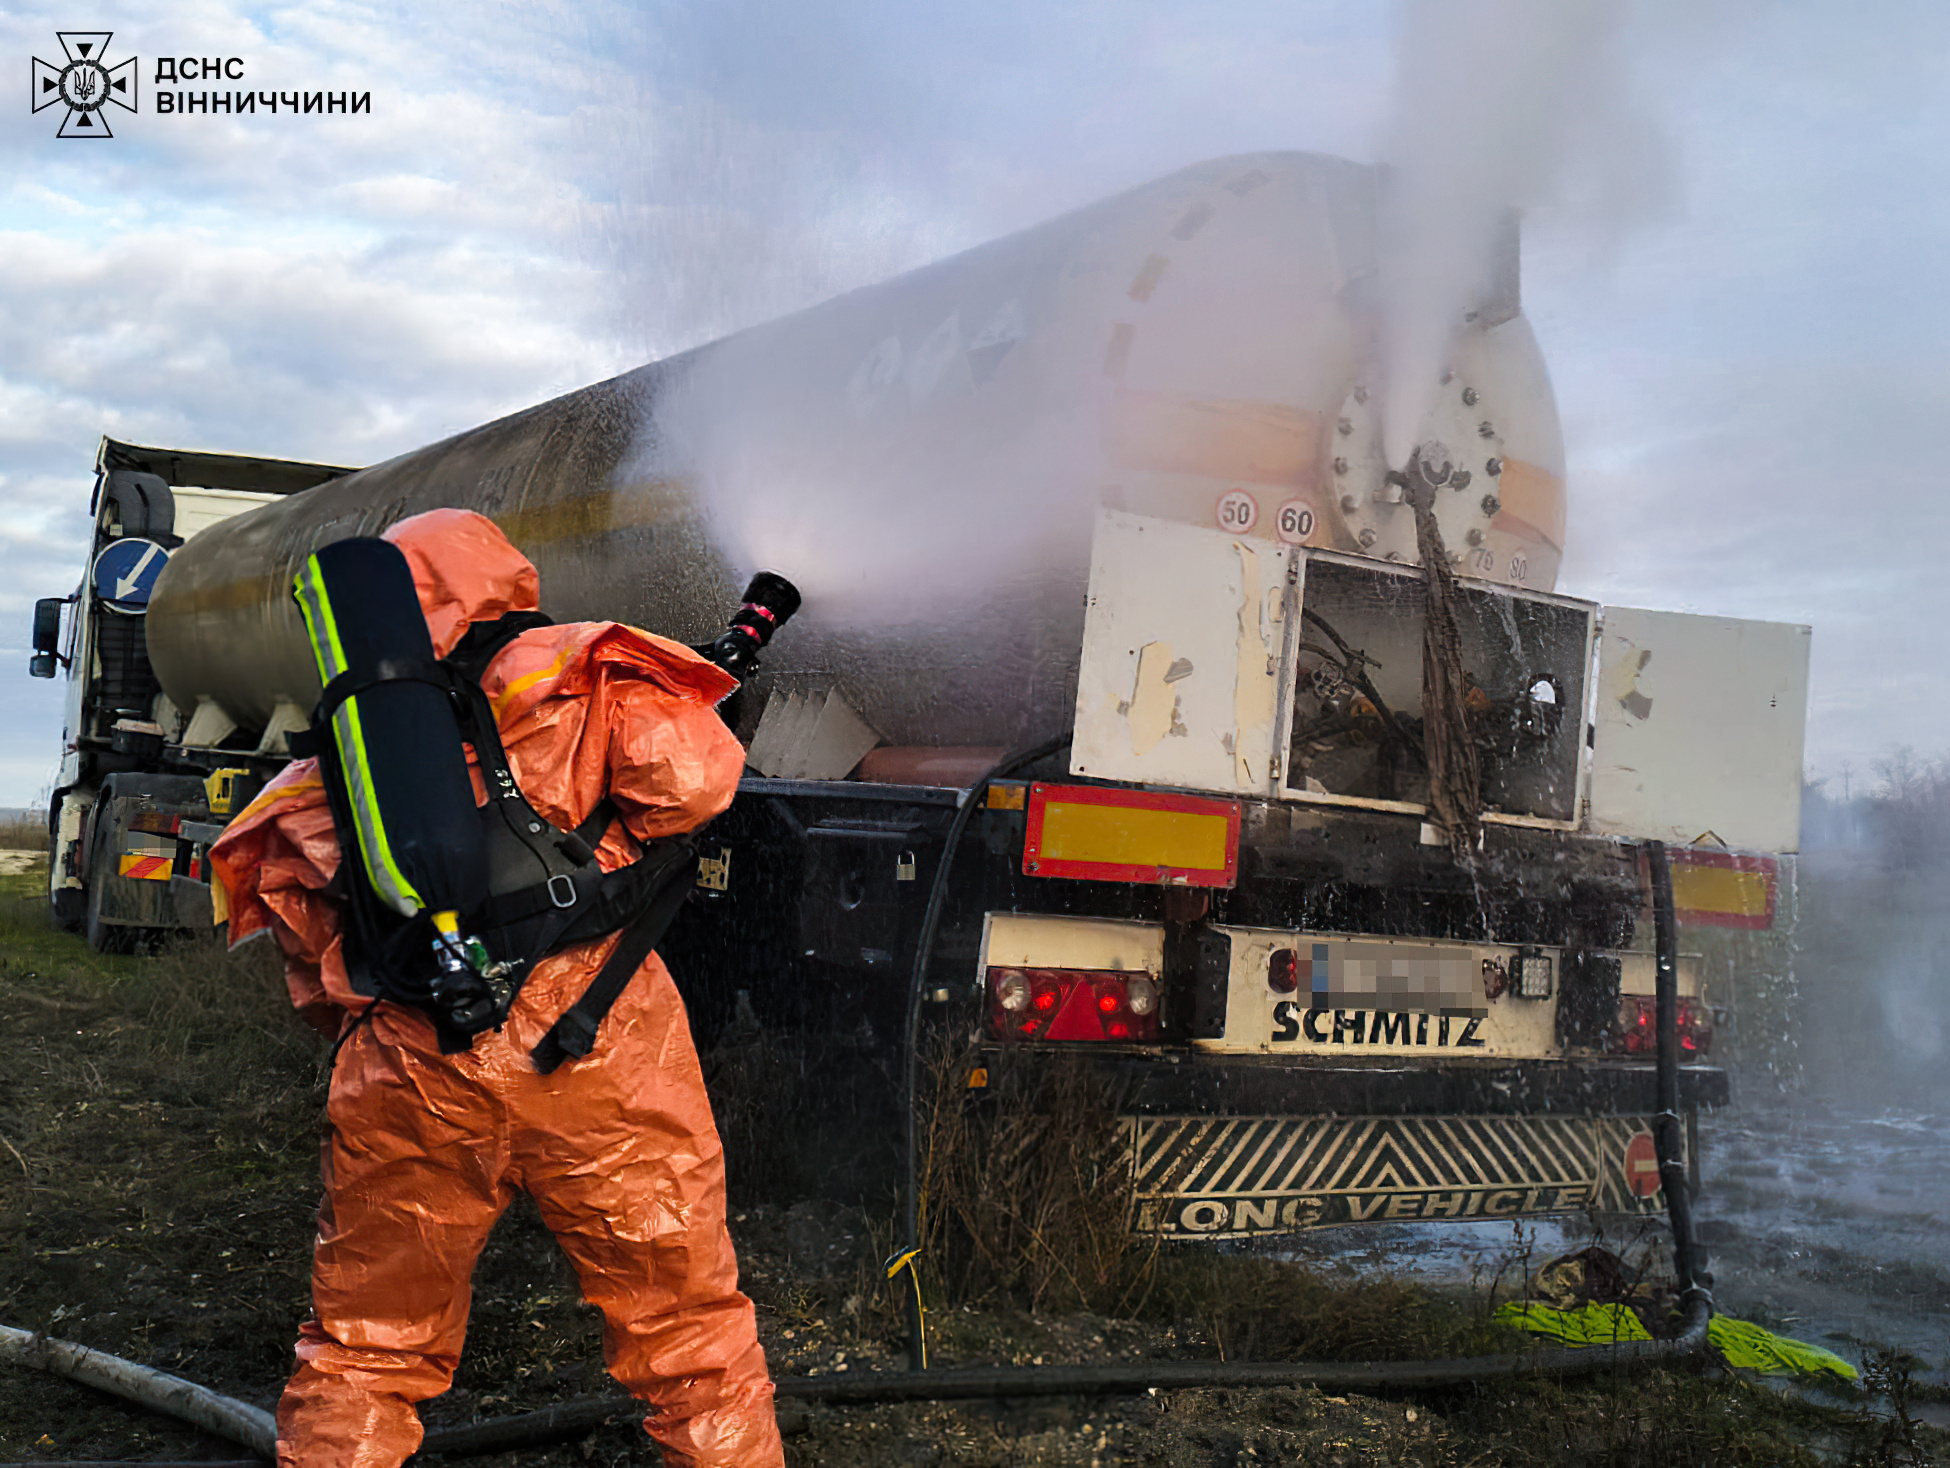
[896,733,1073,1370]
[0,1302,1713,1464]
[1646,840,1713,1310]
[407,1315,1716,1454]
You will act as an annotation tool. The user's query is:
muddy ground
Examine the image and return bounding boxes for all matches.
[1,857,1944,1466]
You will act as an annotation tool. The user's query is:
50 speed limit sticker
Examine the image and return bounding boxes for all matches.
[1216,489,1258,533]
[1274,499,1317,545]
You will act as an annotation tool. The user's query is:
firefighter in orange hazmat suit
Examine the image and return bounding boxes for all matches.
[211,509,784,1468]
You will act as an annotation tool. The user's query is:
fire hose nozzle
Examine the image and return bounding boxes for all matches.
[695,571,802,681]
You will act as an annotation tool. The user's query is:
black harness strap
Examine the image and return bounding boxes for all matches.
[530,837,698,1075]
[440,631,703,1066]
[300,602,705,1069]
[572,797,617,853]
[316,658,455,725]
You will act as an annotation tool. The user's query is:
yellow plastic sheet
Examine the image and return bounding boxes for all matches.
[1493,1301,1652,1345]
[1707,1316,1858,1381]
[1495,1302,1859,1382]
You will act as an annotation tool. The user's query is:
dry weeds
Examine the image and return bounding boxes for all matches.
[913,1033,1157,1317]
[0,816,50,852]
[0,866,1940,1464]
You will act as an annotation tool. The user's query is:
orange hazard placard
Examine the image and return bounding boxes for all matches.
[1023,783,1239,887]
[1669,849,1777,930]
[118,853,172,881]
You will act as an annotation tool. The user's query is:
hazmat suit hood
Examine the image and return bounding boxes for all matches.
[383,508,541,658]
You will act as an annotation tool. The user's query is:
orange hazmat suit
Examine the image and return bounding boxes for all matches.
[212,509,783,1468]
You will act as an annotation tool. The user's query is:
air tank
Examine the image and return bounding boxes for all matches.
[146,151,1565,752]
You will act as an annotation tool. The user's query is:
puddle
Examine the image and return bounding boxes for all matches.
[1270,1100,1950,1387]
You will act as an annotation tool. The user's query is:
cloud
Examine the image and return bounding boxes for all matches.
[0,0,658,794]
[1,0,1948,806]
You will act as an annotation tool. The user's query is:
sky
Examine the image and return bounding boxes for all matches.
[0,0,1945,807]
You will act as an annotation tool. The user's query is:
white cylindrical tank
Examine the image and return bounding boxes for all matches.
[147,151,1565,750]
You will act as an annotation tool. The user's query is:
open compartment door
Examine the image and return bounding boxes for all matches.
[1589,608,1811,853]
[1072,511,1289,796]
[1279,549,1594,824]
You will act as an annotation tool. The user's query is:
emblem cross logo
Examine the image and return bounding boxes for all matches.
[31,32,137,138]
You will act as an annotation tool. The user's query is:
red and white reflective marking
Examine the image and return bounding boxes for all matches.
[1624,1130,1663,1199]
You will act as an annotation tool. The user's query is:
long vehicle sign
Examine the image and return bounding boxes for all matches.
[1130,1114,1680,1238]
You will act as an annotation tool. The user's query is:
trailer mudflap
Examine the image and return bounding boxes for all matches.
[1131,1113,1686,1239]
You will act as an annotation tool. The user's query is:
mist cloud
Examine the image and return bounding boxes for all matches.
[1,0,1948,798]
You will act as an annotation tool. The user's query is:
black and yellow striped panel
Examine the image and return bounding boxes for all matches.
[1128,1114,1680,1238]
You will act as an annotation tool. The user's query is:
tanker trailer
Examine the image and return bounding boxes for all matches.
[45,151,1809,1245]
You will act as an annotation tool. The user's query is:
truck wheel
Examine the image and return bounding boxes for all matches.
[84,836,134,955]
[49,887,84,933]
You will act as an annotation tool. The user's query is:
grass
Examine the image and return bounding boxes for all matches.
[0,865,1944,1464]
[0,861,326,1457]
[913,1034,1151,1317]
[894,1021,1950,1465]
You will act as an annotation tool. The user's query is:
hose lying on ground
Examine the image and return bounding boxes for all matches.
[416,1306,1714,1454]
[0,1302,1710,1461]
[0,1323,275,1457]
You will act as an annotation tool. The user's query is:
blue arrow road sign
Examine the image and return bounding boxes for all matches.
[92,537,170,612]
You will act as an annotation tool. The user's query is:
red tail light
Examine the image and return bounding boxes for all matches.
[1613,995,1714,1056]
[986,967,1160,1043]
[1267,948,1300,994]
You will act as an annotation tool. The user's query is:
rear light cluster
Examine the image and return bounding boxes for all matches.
[1614,995,1714,1056]
[1267,949,1301,993]
[986,967,1160,1043]
[1513,954,1553,1000]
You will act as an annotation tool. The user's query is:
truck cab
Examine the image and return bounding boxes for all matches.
[30,438,353,947]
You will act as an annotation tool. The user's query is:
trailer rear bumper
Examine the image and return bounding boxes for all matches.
[1128,1109,1686,1238]
[964,1052,1720,1239]
[1086,1054,1728,1117]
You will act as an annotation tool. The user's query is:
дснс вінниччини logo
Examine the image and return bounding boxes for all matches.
[31,32,136,137]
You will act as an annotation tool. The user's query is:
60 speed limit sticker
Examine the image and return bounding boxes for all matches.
[1274,499,1317,545]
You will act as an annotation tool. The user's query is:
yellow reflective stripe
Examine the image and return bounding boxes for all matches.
[1039,800,1232,871]
[293,560,344,683]
[294,556,424,918]
[332,692,423,917]
[1671,863,1770,919]
[491,643,577,718]
[226,772,322,831]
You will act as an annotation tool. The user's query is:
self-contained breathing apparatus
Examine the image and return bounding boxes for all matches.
[292,539,798,1072]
